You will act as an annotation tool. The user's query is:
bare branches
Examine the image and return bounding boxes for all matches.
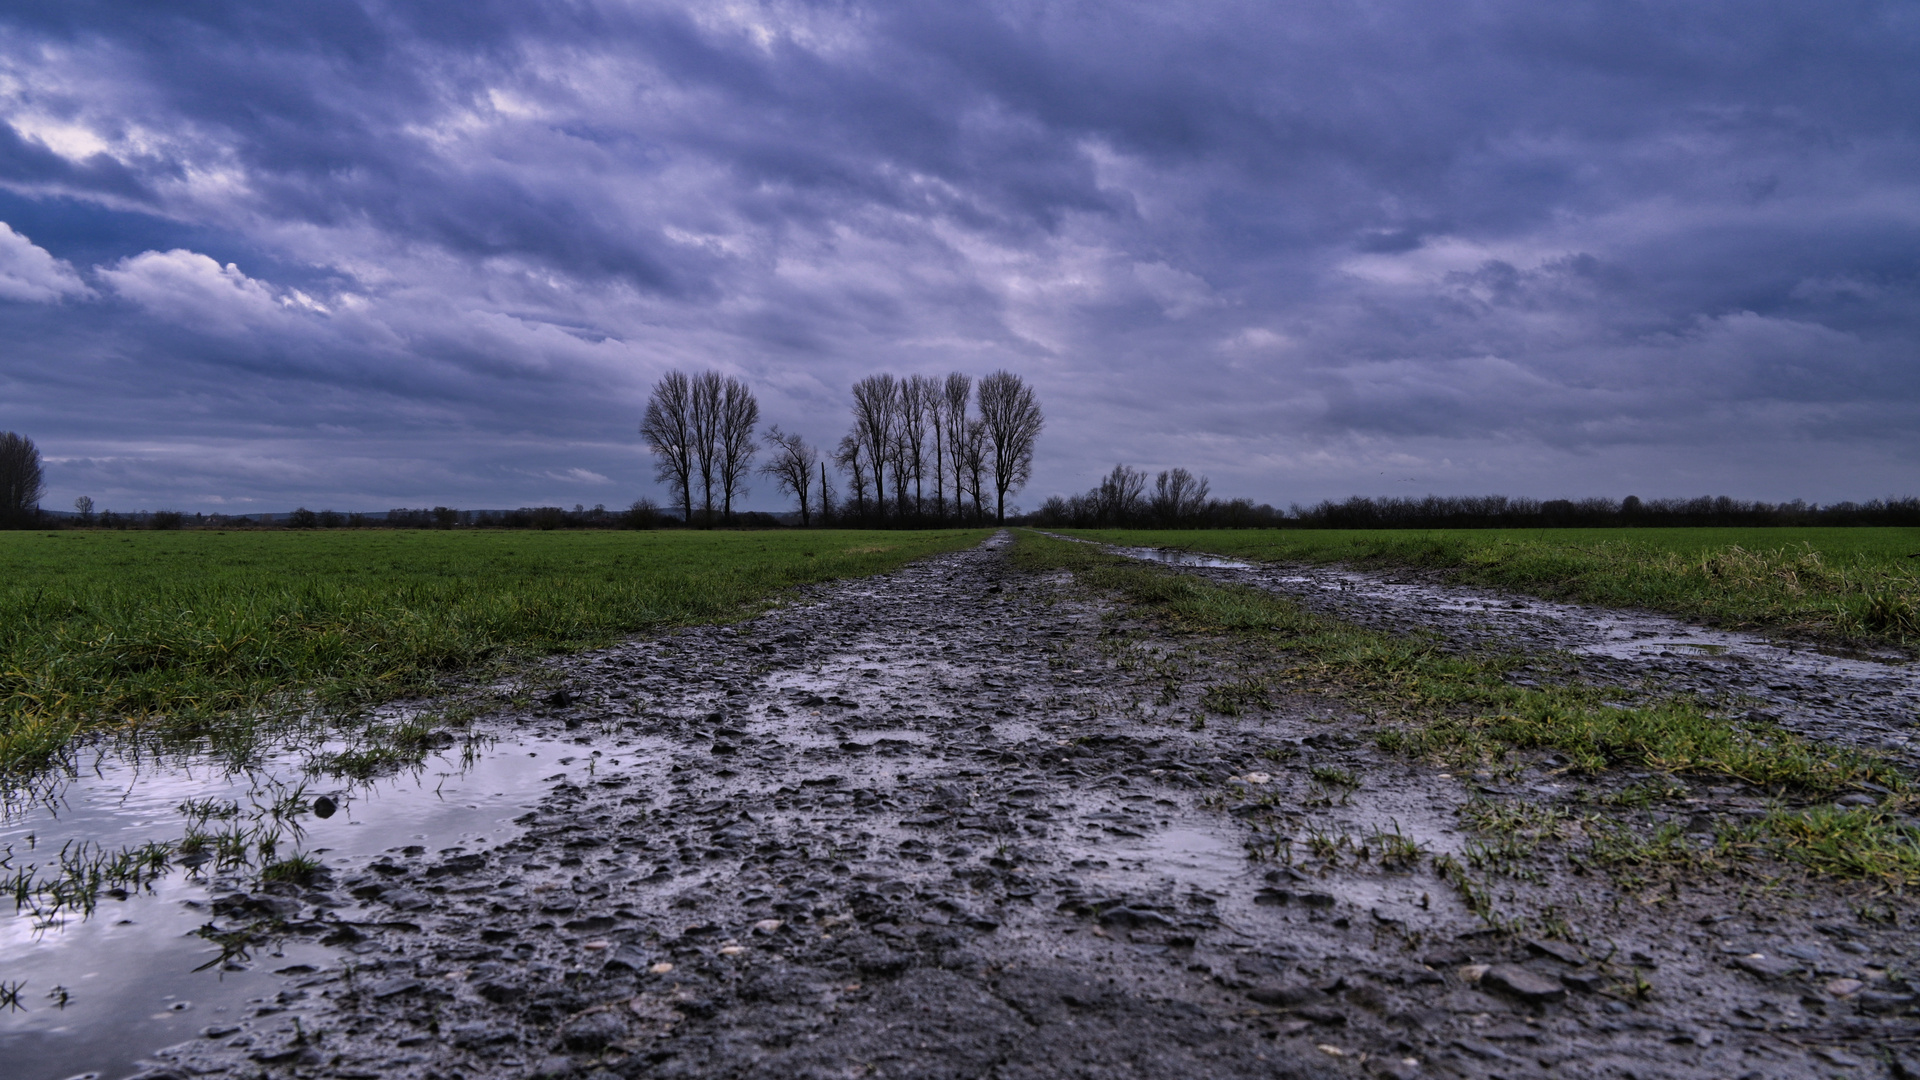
[1151,468,1210,526]
[899,375,937,517]
[850,375,898,522]
[977,370,1043,524]
[1097,464,1148,524]
[715,376,760,522]
[761,425,819,525]
[959,417,988,524]
[691,371,724,526]
[834,433,873,519]
[640,372,696,525]
[645,371,756,526]
[943,373,975,521]
[644,368,1040,530]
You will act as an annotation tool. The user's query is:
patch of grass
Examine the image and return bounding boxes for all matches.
[0,529,990,780]
[1368,821,1427,869]
[260,853,327,886]
[1588,778,1691,809]
[1432,852,1501,927]
[1309,764,1359,788]
[1058,527,1920,647]
[1722,806,1920,887]
[1201,677,1270,716]
[1459,798,1570,841]
[1586,821,1711,869]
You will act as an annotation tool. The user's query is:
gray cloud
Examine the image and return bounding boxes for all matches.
[0,0,1916,513]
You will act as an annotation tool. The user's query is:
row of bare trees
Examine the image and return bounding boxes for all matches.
[1033,463,1220,527]
[835,370,1041,525]
[639,371,763,526]
[640,369,1042,526]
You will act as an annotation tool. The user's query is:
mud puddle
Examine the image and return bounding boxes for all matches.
[1107,545,1254,569]
[1,727,594,1080]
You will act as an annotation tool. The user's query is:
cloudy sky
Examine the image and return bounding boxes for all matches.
[0,1,1915,514]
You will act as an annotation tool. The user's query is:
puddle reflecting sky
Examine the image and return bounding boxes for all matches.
[1107,546,1254,570]
[0,728,595,1080]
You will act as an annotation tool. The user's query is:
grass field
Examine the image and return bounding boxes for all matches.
[1055,527,1920,646]
[0,528,990,778]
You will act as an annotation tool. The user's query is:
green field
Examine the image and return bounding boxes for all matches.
[1055,527,1920,646]
[0,528,990,778]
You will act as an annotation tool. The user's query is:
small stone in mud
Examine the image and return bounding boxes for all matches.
[1561,972,1608,994]
[1826,977,1865,997]
[559,1011,628,1051]
[1480,964,1566,1004]
[367,977,426,1000]
[1097,907,1173,930]
[311,795,337,819]
[1524,938,1584,965]
[1733,953,1797,979]
[1247,983,1329,1008]
[1855,989,1918,1014]
[602,943,653,972]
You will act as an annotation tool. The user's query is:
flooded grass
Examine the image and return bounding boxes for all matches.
[0,528,990,782]
[1016,530,1917,884]
[1058,526,1920,647]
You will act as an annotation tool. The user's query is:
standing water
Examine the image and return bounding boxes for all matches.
[0,728,595,1080]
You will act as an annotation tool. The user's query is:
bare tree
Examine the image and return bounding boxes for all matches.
[640,372,696,525]
[942,373,974,521]
[1096,464,1148,525]
[1151,468,1211,526]
[818,460,836,524]
[690,371,725,526]
[73,495,94,523]
[959,417,989,524]
[0,432,46,528]
[886,421,916,519]
[715,376,760,523]
[925,380,948,519]
[977,371,1043,524]
[834,433,873,520]
[760,425,818,525]
[849,374,898,521]
[899,375,937,517]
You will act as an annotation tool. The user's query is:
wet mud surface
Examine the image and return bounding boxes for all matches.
[68,534,1920,1079]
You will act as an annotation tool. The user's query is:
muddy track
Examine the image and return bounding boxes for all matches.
[1193,556,1920,768]
[139,533,1920,1080]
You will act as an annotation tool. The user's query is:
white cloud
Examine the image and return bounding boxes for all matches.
[97,249,310,334]
[0,222,90,302]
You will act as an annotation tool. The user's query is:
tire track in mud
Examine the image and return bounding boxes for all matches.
[143,533,1919,1080]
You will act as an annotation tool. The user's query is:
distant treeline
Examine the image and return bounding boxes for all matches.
[1284,494,1920,529]
[1031,470,1920,530]
[27,503,780,531]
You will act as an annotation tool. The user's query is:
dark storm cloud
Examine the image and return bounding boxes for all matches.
[0,0,1916,511]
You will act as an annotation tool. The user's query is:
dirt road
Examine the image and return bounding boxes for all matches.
[141,532,1920,1080]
